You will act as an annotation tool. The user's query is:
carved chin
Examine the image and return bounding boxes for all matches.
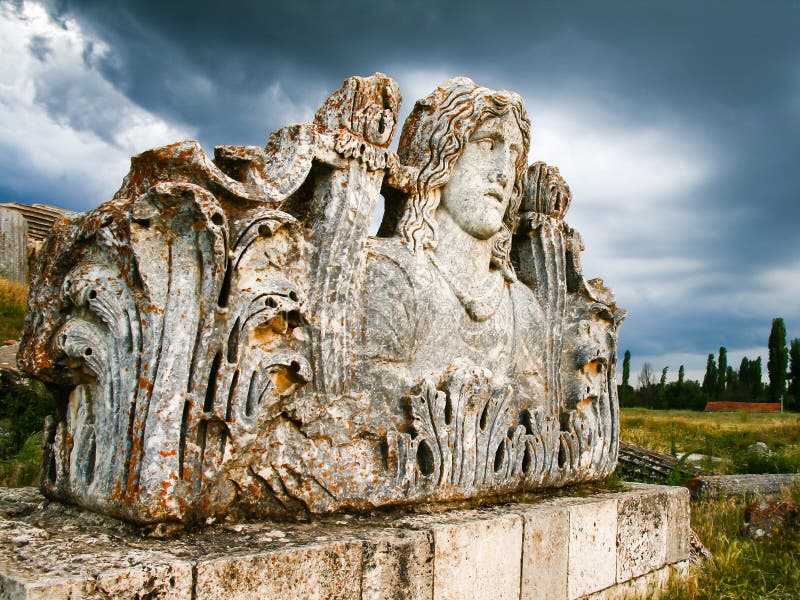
[465,212,504,240]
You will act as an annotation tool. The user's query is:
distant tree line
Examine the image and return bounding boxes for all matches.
[619,317,800,411]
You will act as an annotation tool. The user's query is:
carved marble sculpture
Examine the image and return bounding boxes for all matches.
[19,74,625,524]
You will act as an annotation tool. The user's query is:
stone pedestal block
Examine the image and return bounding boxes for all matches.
[0,484,691,600]
[665,485,691,564]
[617,488,669,581]
[567,498,618,599]
[430,513,522,600]
[520,504,569,600]
[194,541,364,600]
[361,530,433,600]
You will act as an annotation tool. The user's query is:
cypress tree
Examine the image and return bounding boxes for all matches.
[752,357,764,399]
[788,338,800,412]
[619,350,632,406]
[702,353,717,397]
[767,318,788,404]
[739,357,751,390]
[622,350,631,387]
[717,346,728,398]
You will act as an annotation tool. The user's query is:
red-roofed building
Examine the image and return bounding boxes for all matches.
[705,401,781,413]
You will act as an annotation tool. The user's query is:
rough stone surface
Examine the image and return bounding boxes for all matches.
[0,485,690,600]
[567,498,618,599]
[0,488,194,599]
[664,486,691,564]
[743,499,797,539]
[685,474,800,500]
[430,512,522,600]
[0,208,27,283]
[19,74,625,524]
[520,504,569,600]
[616,488,668,581]
[361,529,433,600]
[583,561,689,600]
[194,541,364,600]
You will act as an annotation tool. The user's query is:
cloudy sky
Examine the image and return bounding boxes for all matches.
[1,0,798,383]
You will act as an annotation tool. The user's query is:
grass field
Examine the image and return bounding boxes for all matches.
[621,407,800,474]
[621,408,800,599]
[655,485,800,600]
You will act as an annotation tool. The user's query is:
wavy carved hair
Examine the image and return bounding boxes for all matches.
[395,77,531,281]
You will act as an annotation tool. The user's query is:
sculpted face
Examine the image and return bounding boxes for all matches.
[439,114,523,240]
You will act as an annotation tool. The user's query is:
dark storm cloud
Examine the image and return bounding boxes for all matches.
[6,0,800,374]
[27,33,52,60]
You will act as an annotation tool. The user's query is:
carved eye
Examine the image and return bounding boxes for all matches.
[477,138,494,152]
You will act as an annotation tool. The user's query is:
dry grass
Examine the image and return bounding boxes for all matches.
[0,277,28,307]
[0,276,27,340]
[623,408,800,598]
[655,484,800,599]
[621,408,800,474]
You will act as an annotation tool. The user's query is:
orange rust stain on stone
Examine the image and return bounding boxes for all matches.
[158,480,172,498]
[138,377,154,392]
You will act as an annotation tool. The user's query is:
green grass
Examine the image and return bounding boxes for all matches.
[621,408,800,474]
[0,432,41,487]
[654,484,800,599]
[622,408,800,599]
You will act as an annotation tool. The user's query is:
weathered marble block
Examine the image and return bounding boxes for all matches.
[0,485,691,600]
[19,74,625,524]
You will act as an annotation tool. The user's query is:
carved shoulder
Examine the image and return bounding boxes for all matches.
[509,280,545,375]
[357,239,429,362]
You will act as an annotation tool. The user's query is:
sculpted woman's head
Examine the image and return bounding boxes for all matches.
[395,77,531,281]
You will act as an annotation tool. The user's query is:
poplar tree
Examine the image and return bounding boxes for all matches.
[752,357,764,399]
[622,350,631,389]
[678,365,685,385]
[787,338,800,412]
[767,318,788,404]
[739,357,751,389]
[702,353,717,397]
[717,346,728,397]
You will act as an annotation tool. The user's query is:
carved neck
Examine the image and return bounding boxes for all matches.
[433,208,494,289]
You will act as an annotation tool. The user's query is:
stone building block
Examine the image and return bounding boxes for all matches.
[567,498,618,600]
[519,504,569,600]
[361,528,433,600]
[431,512,522,600]
[665,486,691,564]
[0,559,193,600]
[616,488,668,581]
[0,207,27,282]
[583,560,689,600]
[194,540,363,600]
[0,485,694,600]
